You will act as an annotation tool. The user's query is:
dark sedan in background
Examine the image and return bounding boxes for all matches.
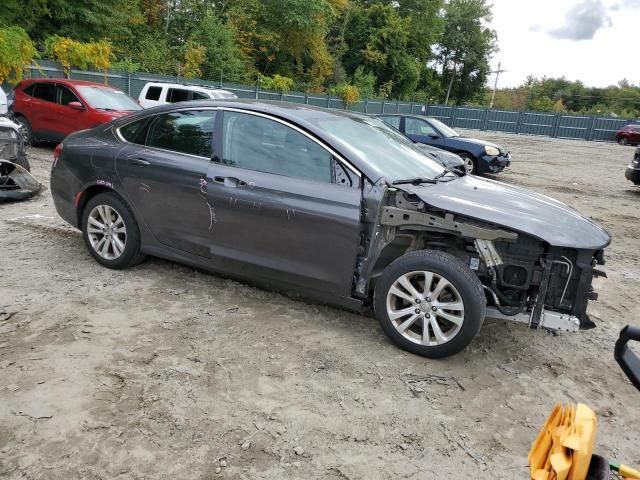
[626,147,640,185]
[378,114,511,175]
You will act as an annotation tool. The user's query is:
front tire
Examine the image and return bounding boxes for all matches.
[459,152,477,174]
[14,115,34,146]
[81,192,146,269]
[618,136,629,146]
[374,250,486,358]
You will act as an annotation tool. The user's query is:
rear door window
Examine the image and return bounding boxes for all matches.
[119,118,149,145]
[147,109,216,157]
[32,83,57,103]
[167,88,191,103]
[145,86,162,101]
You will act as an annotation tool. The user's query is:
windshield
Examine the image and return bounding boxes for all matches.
[77,86,142,111]
[316,115,444,180]
[211,91,237,99]
[429,118,459,138]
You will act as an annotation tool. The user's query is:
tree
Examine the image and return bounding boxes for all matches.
[0,26,38,84]
[190,14,246,83]
[181,42,206,79]
[342,3,420,98]
[435,0,497,104]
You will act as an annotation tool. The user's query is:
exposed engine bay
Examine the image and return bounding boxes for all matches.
[356,187,607,332]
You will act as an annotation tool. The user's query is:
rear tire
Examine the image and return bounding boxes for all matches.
[81,192,146,269]
[374,250,486,358]
[618,136,629,146]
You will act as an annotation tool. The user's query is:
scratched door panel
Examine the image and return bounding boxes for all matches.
[115,145,212,257]
[205,163,362,297]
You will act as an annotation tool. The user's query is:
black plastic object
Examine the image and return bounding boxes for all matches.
[0,159,42,201]
[586,454,610,480]
[615,326,640,392]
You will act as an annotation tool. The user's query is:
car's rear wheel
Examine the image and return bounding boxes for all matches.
[459,152,476,174]
[374,250,486,358]
[81,192,146,269]
[618,136,629,146]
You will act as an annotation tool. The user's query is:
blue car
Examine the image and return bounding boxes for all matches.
[378,114,511,175]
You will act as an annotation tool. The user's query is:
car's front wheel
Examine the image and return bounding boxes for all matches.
[618,136,629,146]
[374,250,486,358]
[459,153,476,174]
[81,192,146,269]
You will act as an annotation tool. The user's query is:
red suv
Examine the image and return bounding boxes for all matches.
[11,79,141,144]
[615,123,640,146]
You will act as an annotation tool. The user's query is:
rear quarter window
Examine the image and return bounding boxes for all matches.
[119,118,149,145]
[145,86,162,101]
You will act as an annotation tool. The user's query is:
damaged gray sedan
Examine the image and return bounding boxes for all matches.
[50,101,610,358]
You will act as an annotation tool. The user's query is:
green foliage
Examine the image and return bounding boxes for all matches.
[333,82,360,107]
[259,74,295,93]
[0,26,38,84]
[4,0,502,104]
[435,0,497,104]
[190,14,246,83]
[352,66,376,98]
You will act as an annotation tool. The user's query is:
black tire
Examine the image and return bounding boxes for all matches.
[374,250,486,358]
[81,192,146,269]
[14,115,34,146]
[618,136,629,146]
[458,152,477,174]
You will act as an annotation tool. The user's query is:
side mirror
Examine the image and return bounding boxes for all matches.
[615,326,640,391]
[68,101,85,111]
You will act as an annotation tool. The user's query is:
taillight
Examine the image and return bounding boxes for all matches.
[53,143,63,162]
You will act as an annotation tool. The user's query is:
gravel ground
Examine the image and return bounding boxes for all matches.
[1,132,639,480]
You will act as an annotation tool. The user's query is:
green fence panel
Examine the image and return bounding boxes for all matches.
[519,112,555,136]
[426,105,454,125]
[452,107,484,130]
[17,61,637,143]
[485,109,519,133]
[591,117,628,141]
[557,115,591,139]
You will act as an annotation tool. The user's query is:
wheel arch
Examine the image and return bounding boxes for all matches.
[76,185,123,227]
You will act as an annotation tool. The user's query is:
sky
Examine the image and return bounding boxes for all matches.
[487,0,640,88]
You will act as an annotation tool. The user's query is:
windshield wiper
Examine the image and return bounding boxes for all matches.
[392,177,437,186]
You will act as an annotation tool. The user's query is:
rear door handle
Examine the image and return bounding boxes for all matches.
[128,157,151,166]
[213,176,247,188]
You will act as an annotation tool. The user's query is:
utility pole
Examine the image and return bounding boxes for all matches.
[489,62,507,109]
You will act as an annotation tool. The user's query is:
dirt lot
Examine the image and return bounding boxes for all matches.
[1,132,639,480]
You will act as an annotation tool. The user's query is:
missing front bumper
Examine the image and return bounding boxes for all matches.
[485,306,581,332]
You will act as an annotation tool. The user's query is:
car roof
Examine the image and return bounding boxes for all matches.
[143,82,231,93]
[21,78,114,88]
[115,99,386,181]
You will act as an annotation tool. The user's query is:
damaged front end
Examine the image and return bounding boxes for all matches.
[0,160,43,201]
[355,179,609,333]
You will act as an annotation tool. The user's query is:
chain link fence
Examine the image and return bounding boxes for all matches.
[21,60,636,142]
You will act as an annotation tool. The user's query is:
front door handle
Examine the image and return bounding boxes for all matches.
[128,157,151,166]
[213,176,247,188]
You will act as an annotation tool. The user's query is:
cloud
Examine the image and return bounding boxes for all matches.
[548,0,612,40]
[622,0,640,7]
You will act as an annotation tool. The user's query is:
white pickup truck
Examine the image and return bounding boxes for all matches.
[138,82,237,108]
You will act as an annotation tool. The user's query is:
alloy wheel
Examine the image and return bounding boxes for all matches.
[386,270,465,346]
[87,204,127,260]
[463,156,475,174]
